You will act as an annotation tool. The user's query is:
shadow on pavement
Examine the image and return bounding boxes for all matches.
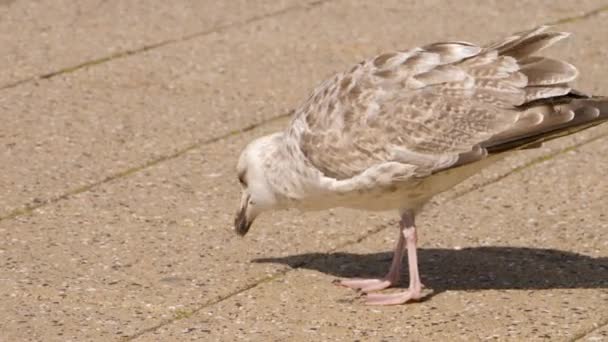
[253,247,608,292]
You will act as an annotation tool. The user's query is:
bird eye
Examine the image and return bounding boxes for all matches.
[238,173,247,186]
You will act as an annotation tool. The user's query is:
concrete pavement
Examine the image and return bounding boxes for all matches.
[1,1,607,341]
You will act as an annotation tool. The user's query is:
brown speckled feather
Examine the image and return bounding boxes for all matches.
[289,26,600,182]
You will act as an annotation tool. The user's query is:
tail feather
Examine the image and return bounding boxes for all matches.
[484,95,608,153]
[519,56,578,86]
[499,31,571,59]
[524,85,572,102]
[481,26,579,104]
[485,25,549,52]
[480,26,608,153]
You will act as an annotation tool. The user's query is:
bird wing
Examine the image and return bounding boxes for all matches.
[290,26,579,181]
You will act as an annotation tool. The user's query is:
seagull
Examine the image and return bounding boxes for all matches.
[234,26,608,305]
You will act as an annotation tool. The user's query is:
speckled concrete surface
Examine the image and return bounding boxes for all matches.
[583,324,608,341]
[0,0,601,88]
[0,0,312,88]
[0,1,607,341]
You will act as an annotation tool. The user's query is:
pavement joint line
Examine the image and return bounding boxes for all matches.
[0,112,291,223]
[120,268,293,341]
[546,4,608,25]
[0,0,331,91]
[447,131,608,201]
[1,113,604,226]
[1,3,607,220]
[122,130,608,340]
[571,316,608,341]
[121,220,391,341]
[0,2,606,91]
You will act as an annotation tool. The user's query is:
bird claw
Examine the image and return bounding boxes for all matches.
[334,277,396,292]
[364,287,426,306]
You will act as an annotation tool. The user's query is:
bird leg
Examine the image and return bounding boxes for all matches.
[337,228,406,292]
[365,210,424,305]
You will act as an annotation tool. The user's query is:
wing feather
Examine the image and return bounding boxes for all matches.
[291,26,581,183]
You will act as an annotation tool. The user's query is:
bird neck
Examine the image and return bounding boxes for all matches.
[261,132,325,206]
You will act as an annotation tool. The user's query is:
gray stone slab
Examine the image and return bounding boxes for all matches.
[0,0,311,87]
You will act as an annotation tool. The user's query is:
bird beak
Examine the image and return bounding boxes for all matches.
[234,195,253,236]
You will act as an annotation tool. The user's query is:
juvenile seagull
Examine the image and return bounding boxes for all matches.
[235,26,608,305]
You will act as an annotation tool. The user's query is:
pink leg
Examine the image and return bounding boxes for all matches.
[337,228,406,292]
[365,211,424,305]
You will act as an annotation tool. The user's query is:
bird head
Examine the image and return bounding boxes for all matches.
[234,134,281,236]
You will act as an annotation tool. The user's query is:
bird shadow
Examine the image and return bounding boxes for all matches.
[253,247,608,294]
